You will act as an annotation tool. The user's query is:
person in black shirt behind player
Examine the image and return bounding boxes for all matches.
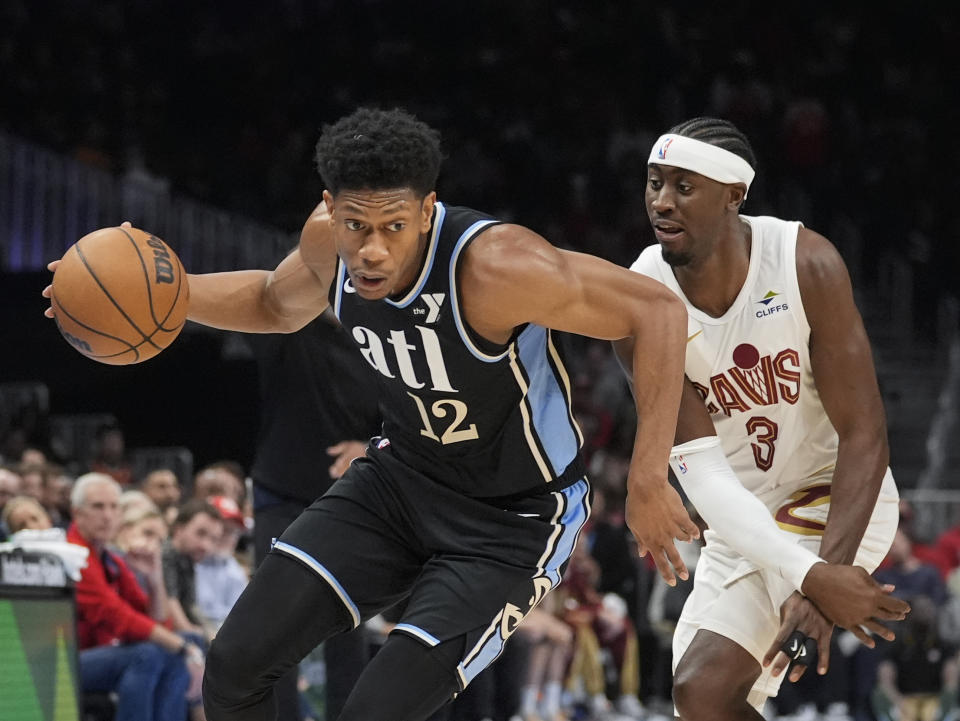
[249,307,380,721]
[44,107,909,721]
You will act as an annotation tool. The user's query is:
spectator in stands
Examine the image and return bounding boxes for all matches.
[558,534,644,719]
[872,595,960,721]
[193,461,246,508]
[0,466,23,540]
[42,463,74,529]
[20,445,48,466]
[515,597,574,721]
[88,421,134,486]
[876,529,948,607]
[2,494,53,533]
[114,503,170,595]
[68,472,202,721]
[163,498,224,639]
[195,495,249,634]
[17,460,46,500]
[119,489,160,518]
[140,467,183,526]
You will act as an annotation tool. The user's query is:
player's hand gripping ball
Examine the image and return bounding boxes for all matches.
[50,227,189,365]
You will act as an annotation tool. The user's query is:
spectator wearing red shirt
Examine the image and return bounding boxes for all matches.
[68,472,203,721]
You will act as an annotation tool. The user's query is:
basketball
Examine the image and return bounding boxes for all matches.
[50,227,190,365]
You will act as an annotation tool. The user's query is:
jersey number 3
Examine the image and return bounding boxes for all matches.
[746,416,779,471]
[408,392,479,445]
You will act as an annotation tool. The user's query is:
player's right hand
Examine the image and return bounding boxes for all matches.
[800,563,910,644]
[625,480,700,586]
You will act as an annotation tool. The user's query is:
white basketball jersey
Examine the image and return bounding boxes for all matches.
[632,215,843,528]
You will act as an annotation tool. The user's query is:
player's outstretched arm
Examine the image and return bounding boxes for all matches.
[187,205,337,333]
[460,224,699,585]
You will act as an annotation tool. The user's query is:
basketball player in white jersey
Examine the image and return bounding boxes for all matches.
[615,118,906,721]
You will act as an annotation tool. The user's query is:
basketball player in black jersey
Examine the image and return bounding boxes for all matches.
[188,106,698,721]
[42,107,907,721]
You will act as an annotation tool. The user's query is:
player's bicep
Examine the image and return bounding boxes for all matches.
[529,248,682,340]
[262,246,331,327]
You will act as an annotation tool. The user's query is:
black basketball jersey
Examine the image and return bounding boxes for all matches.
[330,202,585,498]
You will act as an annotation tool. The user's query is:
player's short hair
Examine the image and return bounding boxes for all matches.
[669,117,757,171]
[315,107,442,198]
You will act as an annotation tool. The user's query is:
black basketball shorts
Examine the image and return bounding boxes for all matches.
[272,445,590,690]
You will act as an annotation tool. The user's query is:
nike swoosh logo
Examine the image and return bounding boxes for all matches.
[344,278,356,294]
[798,646,806,657]
[687,330,702,343]
[790,639,799,653]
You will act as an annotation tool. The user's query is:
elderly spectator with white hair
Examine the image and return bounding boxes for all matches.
[0,466,23,541]
[67,472,203,721]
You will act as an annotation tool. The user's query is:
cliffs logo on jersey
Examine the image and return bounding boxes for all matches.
[691,342,801,416]
[756,289,788,318]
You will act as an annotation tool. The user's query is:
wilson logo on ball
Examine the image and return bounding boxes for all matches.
[147,236,176,285]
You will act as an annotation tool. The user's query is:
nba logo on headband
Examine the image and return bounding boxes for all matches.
[657,137,674,159]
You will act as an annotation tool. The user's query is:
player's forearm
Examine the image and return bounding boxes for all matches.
[818,435,888,564]
[187,271,310,333]
[626,294,687,490]
[671,437,823,590]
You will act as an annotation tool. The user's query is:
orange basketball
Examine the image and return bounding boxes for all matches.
[51,227,190,365]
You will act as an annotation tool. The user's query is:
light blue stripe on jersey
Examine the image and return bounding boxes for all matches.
[272,541,360,628]
[458,479,590,686]
[392,623,441,647]
[516,324,579,475]
[541,478,590,586]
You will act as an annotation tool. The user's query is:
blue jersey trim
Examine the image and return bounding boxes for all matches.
[392,623,441,647]
[386,202,446,308]
[272,541,361,628]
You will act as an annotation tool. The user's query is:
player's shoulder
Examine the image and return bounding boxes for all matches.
[299,203,336,269]
[628,243,666,278]
[794,225,851,297]
[464,222,560,276]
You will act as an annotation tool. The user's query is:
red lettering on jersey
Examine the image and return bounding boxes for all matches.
[709,374,750,416]
[773,349,801,404]
[729,355,779,406]
[746,415,779,471]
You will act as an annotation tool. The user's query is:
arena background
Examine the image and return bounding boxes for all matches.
[1,3,959,720]
[1,1,958,495]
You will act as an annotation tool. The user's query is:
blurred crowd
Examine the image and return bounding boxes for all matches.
[0,2,957,341]
[1,2,959,720]
[1,354,960,721]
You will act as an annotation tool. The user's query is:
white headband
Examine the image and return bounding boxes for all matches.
[648,134,755,194]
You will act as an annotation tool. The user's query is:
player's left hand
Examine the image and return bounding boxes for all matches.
[764,592,833,681]
[42,221,135,318]
[625,480,700,586]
